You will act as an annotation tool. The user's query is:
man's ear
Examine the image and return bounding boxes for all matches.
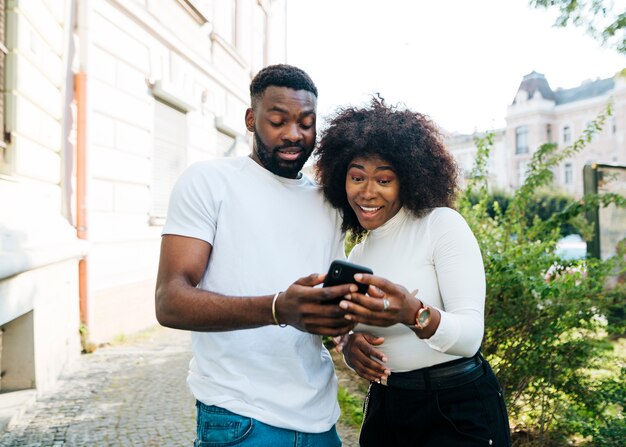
[245,108,255,133]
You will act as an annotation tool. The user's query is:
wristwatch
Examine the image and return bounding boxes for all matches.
[414,302,432,330]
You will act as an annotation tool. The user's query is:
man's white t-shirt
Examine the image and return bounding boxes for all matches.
[163,156,345,432]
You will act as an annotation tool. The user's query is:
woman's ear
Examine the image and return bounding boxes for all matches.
[245,108,255,133]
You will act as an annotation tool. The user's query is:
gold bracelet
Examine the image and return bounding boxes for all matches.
[272,292,287,327]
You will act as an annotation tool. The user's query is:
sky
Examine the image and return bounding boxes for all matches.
[285,0,626,134]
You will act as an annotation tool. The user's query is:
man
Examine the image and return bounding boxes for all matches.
[155,64,355,446]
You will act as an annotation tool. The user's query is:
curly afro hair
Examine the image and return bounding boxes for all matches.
[250,64,317,107]
[314,96,459,237]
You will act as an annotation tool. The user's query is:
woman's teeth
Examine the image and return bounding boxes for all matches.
[360,206,382,212]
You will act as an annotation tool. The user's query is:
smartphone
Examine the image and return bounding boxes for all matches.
[322,260,373,304]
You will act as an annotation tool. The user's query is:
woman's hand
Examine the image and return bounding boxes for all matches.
[340,273,421,327]
[343,332,390,383]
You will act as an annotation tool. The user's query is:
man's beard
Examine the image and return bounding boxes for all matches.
[253,132,313,178]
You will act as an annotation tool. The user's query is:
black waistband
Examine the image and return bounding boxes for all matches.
[382,353,484,391]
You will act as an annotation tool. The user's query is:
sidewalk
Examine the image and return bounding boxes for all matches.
[0,326,195,446]
[0,326,359,446]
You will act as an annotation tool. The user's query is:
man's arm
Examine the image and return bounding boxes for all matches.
[155,234,356,335]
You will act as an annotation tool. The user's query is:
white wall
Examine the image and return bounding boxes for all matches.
[82,0,284,342]
[0,0,83,395]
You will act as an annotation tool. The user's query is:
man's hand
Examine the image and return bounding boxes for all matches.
[275,273,357,336]
[343,332,390,383]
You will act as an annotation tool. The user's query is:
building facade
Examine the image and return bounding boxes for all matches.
[506,70,625,196]
[0,0,285,400]
[447,70,626,197]
[445,129,507,191]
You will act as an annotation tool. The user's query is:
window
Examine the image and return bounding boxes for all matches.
[150,99,187,223]
[585,120,602,141]
[564,162,573,185]
[515,125,529,154]
[546,123,552,142]
[517,160,529,185]
[563,125,571,144]
[213,0,237,45]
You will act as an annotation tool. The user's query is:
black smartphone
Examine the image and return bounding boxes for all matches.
[322,259,373,304]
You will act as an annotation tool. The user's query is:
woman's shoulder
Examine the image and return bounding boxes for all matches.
[427,207,464,220]
[425,207,471,232]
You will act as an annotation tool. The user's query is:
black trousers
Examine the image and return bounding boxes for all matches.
[359,356,512,446]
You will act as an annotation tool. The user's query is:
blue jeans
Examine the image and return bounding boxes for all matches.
[195,401,342,447]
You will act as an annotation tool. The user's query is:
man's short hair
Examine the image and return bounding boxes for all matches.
[250,64,318,106]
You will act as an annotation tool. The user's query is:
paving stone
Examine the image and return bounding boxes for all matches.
[0,326,359,446]
[0,327,195,447]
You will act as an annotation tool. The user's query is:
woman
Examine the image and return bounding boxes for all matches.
[315,97,511,446]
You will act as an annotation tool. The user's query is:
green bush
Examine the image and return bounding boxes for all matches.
[465,188,581,236]
[458,104,626,446]
[601,281,626,337]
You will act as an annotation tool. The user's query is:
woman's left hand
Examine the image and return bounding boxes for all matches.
[342,332,389,383]
[339,273,421,327]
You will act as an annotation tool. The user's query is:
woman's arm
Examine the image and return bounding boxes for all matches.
[421,209,485,356]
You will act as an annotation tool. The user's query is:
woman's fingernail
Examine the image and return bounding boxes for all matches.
[344,294,352,299]
[354,273,362,281]
[339,301,349,309]
[344,314,353,320]
[382,357,388,363]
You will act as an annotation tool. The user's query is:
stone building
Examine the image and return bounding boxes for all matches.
[445,129,507,191]
[506,70,625,196]
[446,70,626,197]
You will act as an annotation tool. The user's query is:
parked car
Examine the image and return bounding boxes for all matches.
[555,234,587,260]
